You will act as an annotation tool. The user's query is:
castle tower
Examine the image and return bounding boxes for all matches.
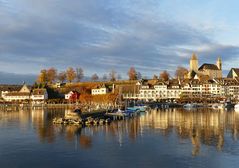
[216,57,222,70]
[190,53,198,72]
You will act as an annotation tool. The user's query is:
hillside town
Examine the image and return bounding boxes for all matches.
[1,54,239,105]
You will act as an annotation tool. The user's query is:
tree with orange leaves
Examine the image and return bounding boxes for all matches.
[66,67,76,83]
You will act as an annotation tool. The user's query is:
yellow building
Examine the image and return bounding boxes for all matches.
[188,53,222,79]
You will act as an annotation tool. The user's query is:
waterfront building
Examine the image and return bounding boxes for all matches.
[0,85,22,98]
[181,79,223,98]
[167,79,182,99]
[181,79,202,98]
[123,77,239,101]
[31,89,48,102]
[124,79,181,101]
[2,84,49,102]
[214,78,239,98]
[3,84,31,101]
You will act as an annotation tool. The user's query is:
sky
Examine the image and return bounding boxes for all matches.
[0,0,239,83]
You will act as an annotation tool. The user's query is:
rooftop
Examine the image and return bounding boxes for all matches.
[198,63,219,71]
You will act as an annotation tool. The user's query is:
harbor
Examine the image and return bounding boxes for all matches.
[53,105,149,125]
[1,107,239,168]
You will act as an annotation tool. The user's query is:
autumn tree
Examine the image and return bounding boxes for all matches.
[128,67,137,80]
[76,67,84,82]
[159,70,170,81]
[175,66,188,79]
[58,71,66,83]
[80,94,92,104]
[47,67,57,84]
[91,73,99,81]
[109,69,117,81]
[37,69,48,84]
[66,67,76,82]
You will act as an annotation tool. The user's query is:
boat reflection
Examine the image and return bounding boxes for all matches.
[2,107,239,155]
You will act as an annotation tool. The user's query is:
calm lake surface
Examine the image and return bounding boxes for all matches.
[1,108,239,168]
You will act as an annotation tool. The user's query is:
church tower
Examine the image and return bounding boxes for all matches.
[216,57,222,70]
[190,53,198,72]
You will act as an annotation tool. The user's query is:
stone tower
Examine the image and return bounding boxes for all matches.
[190,53,198,72]
[216,57,222,70]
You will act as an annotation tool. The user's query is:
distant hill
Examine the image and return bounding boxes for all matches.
[0,72,36,84]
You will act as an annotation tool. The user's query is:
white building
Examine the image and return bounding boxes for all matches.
[124,79,181,101]
[31,89,48,101]
[2,84,49,102]
[3,84,31,101]
[91,84,108,95]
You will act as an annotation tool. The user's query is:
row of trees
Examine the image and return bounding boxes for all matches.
[152,66,189,81]
[37,67,84,84]
[90,67,142,82]
[36,66,189,84]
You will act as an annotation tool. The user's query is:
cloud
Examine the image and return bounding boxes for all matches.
[0,0,239,83]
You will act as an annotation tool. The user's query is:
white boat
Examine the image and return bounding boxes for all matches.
[234,103,239,112]
[133,105,147,112]
[212,103,225,109]
[183,103,198,109]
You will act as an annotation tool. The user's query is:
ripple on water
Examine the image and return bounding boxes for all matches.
[1,108,239,168]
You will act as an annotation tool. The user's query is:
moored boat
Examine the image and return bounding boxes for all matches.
[212,103,225,109]
[183,103,198,109]
[234,103,239,112]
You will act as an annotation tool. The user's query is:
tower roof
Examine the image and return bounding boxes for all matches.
[191,53,198,60]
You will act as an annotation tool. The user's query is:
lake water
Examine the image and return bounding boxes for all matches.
[1,108,239,168]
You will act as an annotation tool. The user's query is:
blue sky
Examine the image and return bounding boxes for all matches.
[0,0,239,83]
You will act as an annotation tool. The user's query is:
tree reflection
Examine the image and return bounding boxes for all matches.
[79,135,92,149]
[26,107,239,154]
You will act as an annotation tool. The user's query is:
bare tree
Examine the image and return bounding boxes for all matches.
[109,69,117,81]
[128,67,137,80]
[58,71,66,83]
[153,74,158,80]
[159,70,170,81]
[175,66,188,79]
[76,67,84,82]
[66,67,76,82]
[91,73,99,81]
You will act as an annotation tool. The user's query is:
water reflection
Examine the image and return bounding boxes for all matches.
[140,108,239,155]
[1,108,239,156]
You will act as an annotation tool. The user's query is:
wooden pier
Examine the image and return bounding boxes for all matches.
[105,110,141,120]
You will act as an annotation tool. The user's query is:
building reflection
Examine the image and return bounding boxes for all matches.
[31,108,57,143]
[140,108,239,155]
[0,109,31,130]
[10,107,239,154]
